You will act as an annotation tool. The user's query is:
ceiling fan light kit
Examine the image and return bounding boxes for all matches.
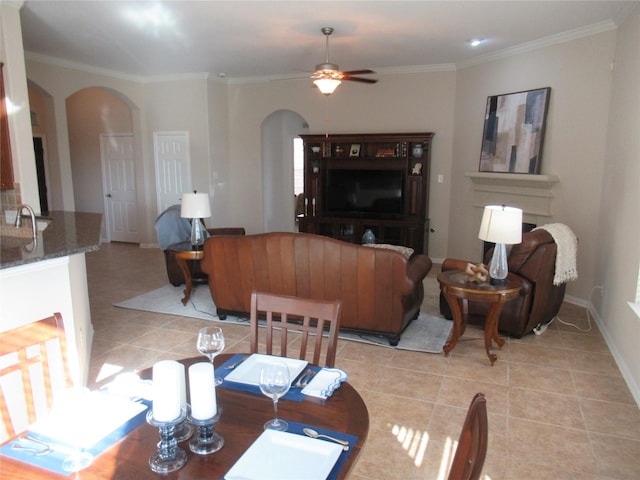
[310,27,377,96]
[314,78,341,95]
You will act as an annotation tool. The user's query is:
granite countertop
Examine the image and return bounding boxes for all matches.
[0,211,102,269]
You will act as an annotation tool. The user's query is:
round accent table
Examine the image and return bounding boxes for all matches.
[167,242,206,305]
[437,270,522,365]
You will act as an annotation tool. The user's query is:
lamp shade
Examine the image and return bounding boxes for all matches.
[313,78,341,95]
[180,192,211,219]
[478,205,523,244]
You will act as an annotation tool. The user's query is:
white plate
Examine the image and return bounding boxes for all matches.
[224,429,343,480]
[225,354,307,387]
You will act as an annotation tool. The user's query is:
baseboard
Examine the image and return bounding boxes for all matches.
[565,293,640,408]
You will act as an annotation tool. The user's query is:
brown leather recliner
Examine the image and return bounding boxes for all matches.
[439,229,566,338]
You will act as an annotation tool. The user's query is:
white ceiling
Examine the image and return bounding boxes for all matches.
[18,0,637,82]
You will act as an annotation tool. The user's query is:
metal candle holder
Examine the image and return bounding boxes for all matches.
[146,408,188,473]
[188,407,224,455]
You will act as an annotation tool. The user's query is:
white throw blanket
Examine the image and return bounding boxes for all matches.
[533,223,578,285]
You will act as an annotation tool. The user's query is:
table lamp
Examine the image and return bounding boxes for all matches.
[478,205,523,286]
[180,192,211,250]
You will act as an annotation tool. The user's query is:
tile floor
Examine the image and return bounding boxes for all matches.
[86,242,640,479]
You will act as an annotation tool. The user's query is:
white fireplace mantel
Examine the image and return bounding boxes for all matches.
[465,172,560,225]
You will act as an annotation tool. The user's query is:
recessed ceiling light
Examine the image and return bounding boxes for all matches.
[468,38,485,47]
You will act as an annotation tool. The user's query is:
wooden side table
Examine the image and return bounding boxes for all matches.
[174,248,205,305]
[437,270,522,365]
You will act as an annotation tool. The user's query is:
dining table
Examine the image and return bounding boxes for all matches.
[0,353,369,480]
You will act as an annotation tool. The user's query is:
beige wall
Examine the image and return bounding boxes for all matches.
[144,76,211,213]
[206,78,231,225]
[596,6,640,403]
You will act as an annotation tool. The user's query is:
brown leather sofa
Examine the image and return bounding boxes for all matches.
[164,227,245,286]
[439,229,566,338]
[200,232,432,345]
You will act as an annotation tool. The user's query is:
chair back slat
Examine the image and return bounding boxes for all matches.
[447,392,488,480]
[0,313,73,442]
[250,291,342,367]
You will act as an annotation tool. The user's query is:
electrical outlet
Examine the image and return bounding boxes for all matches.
[437,174,444,183]
[594,285,604,297]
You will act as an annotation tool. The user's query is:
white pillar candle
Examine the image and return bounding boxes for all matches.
[188,362,217,420]
[152,360,183,422]
[178,363,187,408]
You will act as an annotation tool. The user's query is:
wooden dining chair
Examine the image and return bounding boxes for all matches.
[447,392,488,480]
[249,291,342,367]
[0,313,74,443]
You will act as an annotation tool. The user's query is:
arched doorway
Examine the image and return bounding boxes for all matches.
[260,110,308,232]
[66,87,138,242]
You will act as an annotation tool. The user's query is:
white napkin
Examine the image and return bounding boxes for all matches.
[105,372,153,401]
[30,390,147,449]
[301,368,348,399]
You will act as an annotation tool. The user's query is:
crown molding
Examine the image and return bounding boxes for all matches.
[24,51,216,84]
[457,20,618,69]
[24,51,147,83]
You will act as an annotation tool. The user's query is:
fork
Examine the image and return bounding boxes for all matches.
[11,434,53,456]
[224,355,248,370]
[294,369,317,388]
[294,369,312,388]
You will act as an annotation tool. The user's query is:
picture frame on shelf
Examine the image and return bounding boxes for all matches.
[349,144,361,157]
[479,87,551,174]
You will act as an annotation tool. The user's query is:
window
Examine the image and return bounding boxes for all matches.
[293,137,304,195]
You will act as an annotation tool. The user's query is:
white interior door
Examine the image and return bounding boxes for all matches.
[154,131,191,215]
[100,133,138,243]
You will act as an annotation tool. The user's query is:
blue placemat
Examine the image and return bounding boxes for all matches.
[221,420,358,480]
[218,354,321,402]
[0,398,150,476]
[286,421,358,480]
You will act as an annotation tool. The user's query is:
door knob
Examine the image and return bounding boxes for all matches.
[106,194,112,198]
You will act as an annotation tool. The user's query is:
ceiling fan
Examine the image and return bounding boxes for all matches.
[311,27,378,95]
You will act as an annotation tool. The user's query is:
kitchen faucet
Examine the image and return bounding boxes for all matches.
[14,204,37,238]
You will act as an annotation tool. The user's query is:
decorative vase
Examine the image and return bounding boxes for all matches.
[412,144,423,158]
[362,229,376,245]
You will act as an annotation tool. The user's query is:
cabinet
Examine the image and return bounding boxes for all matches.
[299,132,433,254]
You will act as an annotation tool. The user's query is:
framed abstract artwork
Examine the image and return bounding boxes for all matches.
[479,87,551,174]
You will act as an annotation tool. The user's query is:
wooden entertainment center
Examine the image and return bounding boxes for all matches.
[298,132,434,254]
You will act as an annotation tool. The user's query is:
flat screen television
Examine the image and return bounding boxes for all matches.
[324,168,404,217]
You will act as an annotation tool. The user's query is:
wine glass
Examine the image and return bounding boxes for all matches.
[258,360,291,431]
[197,326,225,385]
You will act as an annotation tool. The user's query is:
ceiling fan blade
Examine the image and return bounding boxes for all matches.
[343,75,378,84]
[342,69,376,75]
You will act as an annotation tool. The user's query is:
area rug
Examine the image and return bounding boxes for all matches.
[114,284,452,353]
